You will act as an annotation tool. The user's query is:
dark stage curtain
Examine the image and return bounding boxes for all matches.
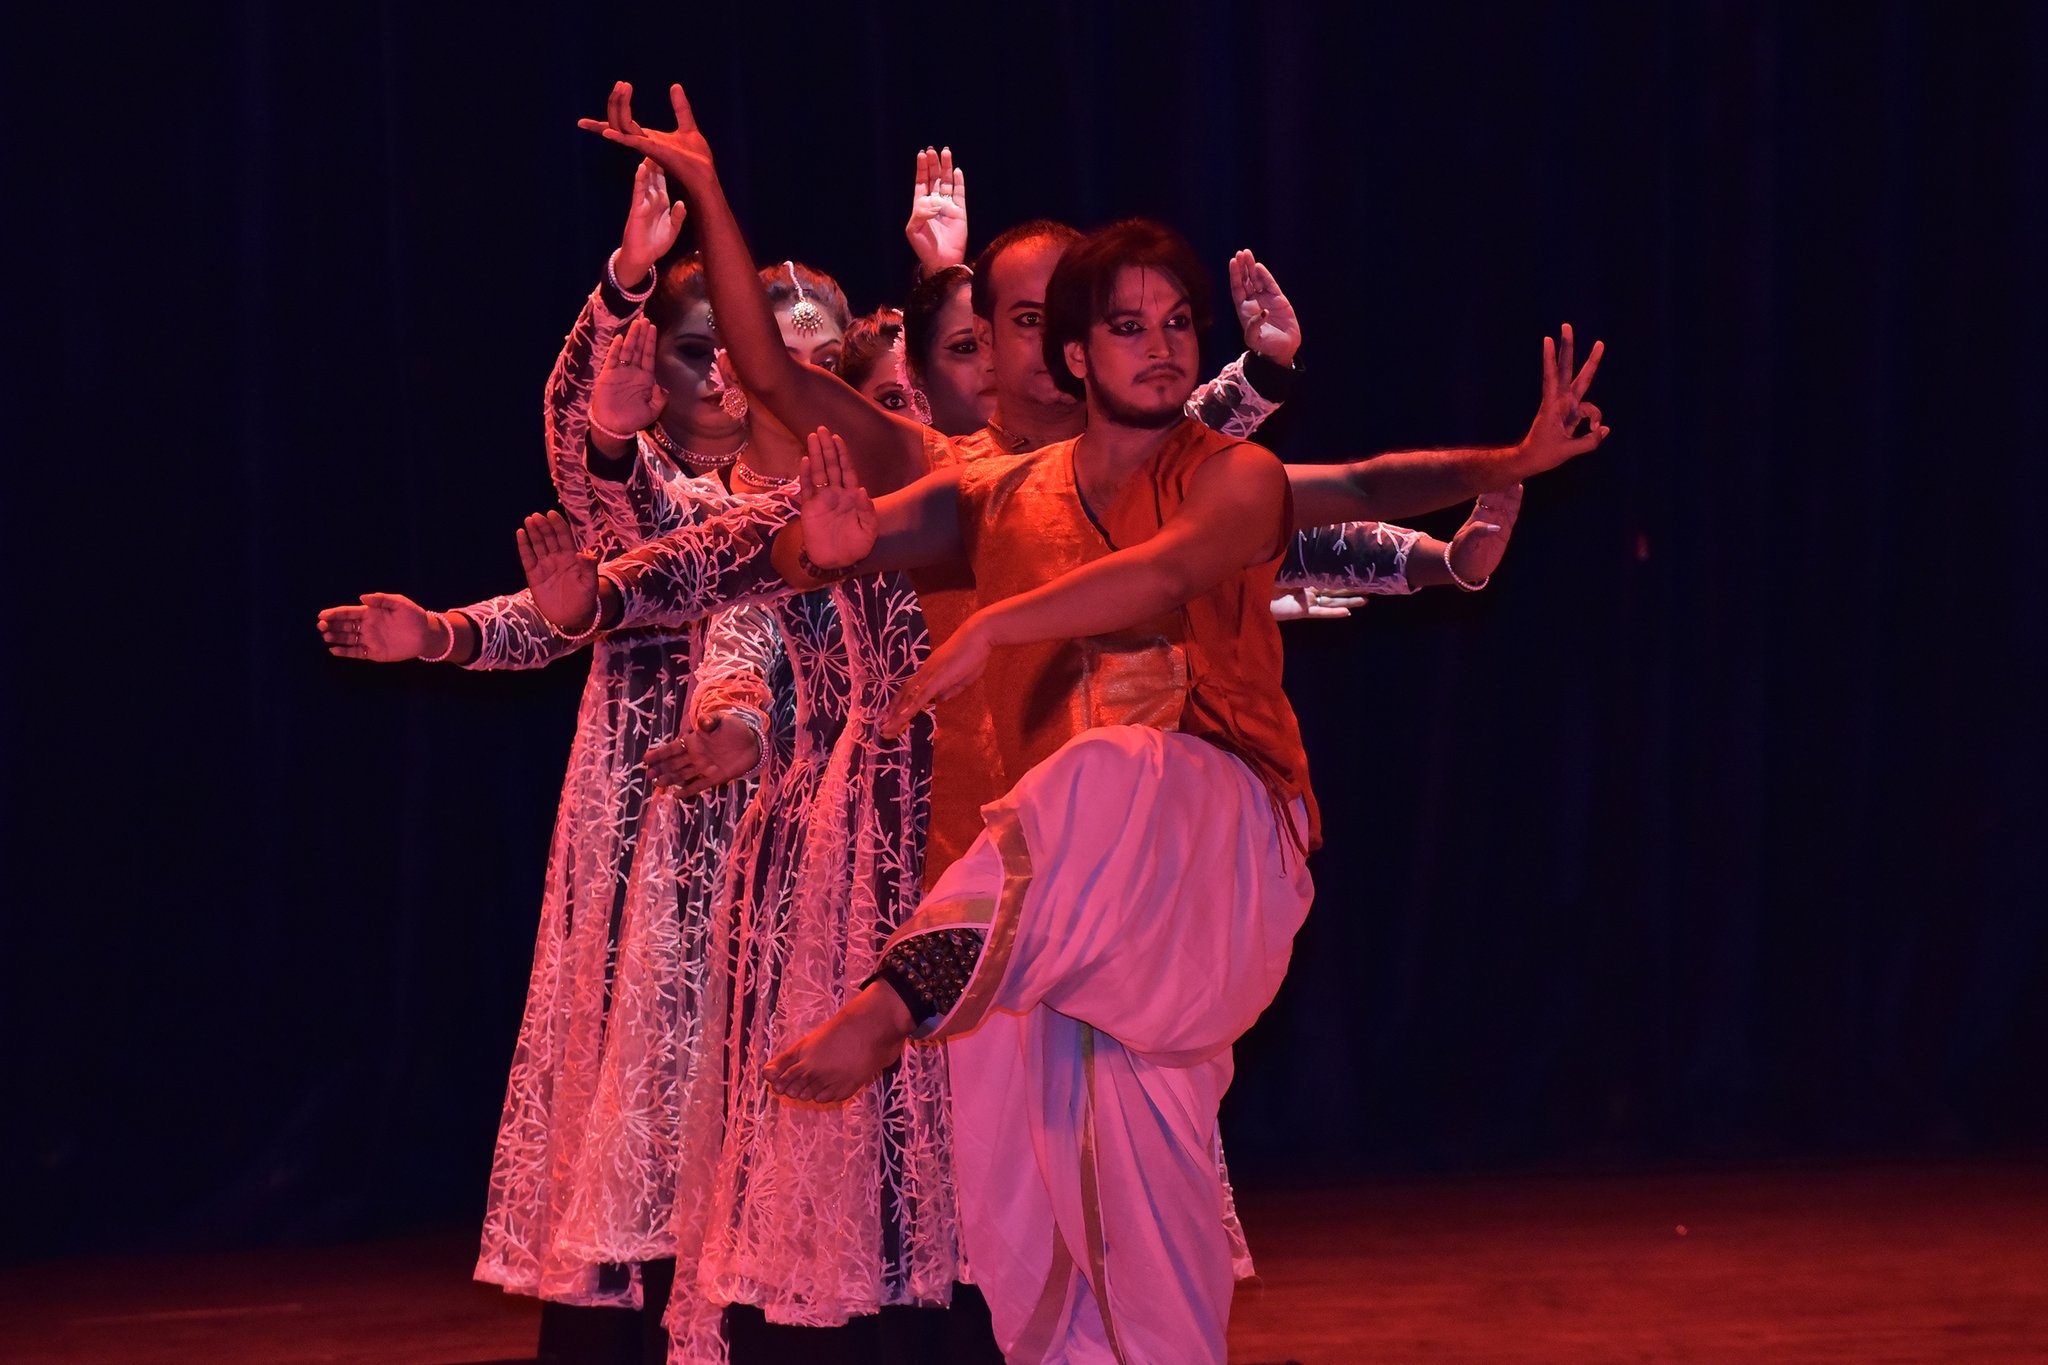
[6,0,2042,1258]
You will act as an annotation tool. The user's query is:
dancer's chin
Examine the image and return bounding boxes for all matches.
[1094,389,1185,429]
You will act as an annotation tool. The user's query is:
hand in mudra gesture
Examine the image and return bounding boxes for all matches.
[590,316,667,438]
[1517,324,1609,476]
[1270,588,1367,621]
[577,81,716,191]
[1446,484,1525,585]
[904,145,969,273]
[647,713,760,798]
[616,157,688,285]
[796,427,878,571]
[317,593,440,661]
[1230,249,1301,367]
[516,511,601,636]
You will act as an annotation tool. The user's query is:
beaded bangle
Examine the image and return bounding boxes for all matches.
[539,599,603,644]
[607,248,657,303]
[797,543,855,583]
[1444,540,1489,593]
[730,712,768,781]
[587,411,645,444]
[419,611,458,663]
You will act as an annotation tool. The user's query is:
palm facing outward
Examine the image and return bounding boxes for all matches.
[517,511,601,634]
[905,146,969,273]
[616,157,688,284]
[577,81,716,191]
[1447,484,1525,584]
[798,428,878,570]
[1230,249,1301,366]
[1518,324,1609,475]
[591,316,666,437]
[317,593,439,661]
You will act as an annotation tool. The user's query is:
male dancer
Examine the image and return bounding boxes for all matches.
[750,218,1606,1362]
[916,216,1532,882]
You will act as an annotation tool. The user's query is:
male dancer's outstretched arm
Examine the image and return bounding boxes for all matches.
[1288,325,1609,527]
[578,82,934,494]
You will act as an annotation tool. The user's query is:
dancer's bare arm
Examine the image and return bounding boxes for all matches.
[577,81,931,494]
[1288,325,1608,527]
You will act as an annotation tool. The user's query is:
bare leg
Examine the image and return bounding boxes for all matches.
[764,981,915,1104]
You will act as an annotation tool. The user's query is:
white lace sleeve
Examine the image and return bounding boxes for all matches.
[543,281,639,551]
[452,591,584,671]
[1184,351,1284,439]
[585,449,728,550]
[599,492,802,633]
[1278,521,1422,595]
[691,603,779,733]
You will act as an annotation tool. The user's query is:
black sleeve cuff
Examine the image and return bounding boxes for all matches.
[1243,349,1301,402]
[870,962,937,1027]
[597,259,655,317]
[585,431,636,483]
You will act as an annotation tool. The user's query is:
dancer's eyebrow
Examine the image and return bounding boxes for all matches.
[1104,294,1189,322]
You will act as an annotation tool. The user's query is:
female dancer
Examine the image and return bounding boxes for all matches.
[900,148,994,438]
[318,161,779,1330]
[901,266,992,437]
[686,307,968,1362]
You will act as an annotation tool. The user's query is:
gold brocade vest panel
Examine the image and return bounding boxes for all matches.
[908,426,1016,887]
[958,419,1321,850]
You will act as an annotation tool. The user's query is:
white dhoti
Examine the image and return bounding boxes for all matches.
[887,725,1314,1365]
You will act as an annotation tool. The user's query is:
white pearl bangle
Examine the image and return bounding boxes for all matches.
[607,248,656,303]
[419,612,458,662]
[1444,541,1489,593]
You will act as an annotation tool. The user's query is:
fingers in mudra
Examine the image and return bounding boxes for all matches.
[1574,401,1607,443]
[646,738,693,788]
[1473,484,1524,534]
[318,606,369,657]
[798,427,878,569]
[607,80,640,136]
[1546,325,1607,429]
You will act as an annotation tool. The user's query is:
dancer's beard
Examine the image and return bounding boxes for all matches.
[1090,382,1186,430]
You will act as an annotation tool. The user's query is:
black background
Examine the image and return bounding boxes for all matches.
[5,0,2043,1259]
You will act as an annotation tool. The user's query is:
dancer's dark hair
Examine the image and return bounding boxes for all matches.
[1041,219,1213,399]
[903,266,972,379]
[969,220,1083,320]
[838,308,906,390]
[760,260,853,331]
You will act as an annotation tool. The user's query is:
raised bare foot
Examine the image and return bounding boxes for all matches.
[764,981,914,1104]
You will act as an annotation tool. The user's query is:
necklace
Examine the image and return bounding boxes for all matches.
[731,460,796,491]
[646,423,746,470]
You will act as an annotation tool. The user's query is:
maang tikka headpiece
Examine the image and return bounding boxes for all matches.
[784,260,825,335]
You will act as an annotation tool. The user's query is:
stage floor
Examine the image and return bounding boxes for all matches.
[4,1161,2042,1363]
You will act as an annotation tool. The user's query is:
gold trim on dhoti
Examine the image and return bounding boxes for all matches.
[1079,1023,1130,1365]
[907,805,1034,1041]
[1012,1222,1077,1362]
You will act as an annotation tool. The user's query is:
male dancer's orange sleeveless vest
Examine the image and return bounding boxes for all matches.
[915,417,1320,872]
